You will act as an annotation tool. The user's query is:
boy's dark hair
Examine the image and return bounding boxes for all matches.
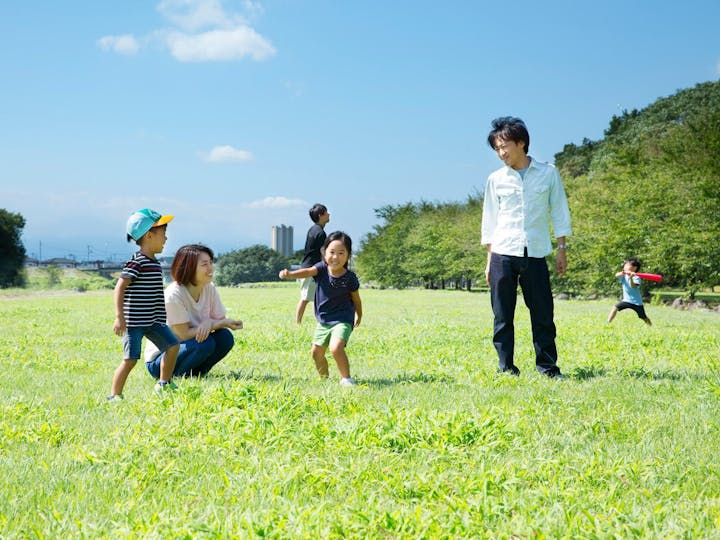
[127,224,167,246]
[487,116,530,154]
[322,231,352,269]
[309,204,328,224]
[171,244,215,285]
[625,257,642,271]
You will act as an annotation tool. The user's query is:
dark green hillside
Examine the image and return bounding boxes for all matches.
[355,81,720,294]
[555,80,720,295]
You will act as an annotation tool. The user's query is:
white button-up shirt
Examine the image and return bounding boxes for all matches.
[481,157,572,258]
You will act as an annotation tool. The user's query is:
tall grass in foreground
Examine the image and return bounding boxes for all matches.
[1,286,719,539]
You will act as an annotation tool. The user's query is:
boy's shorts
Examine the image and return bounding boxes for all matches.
[615,301,648,319]
[312,322,353,348]
[123,323,179,360]
[299,276,316,301]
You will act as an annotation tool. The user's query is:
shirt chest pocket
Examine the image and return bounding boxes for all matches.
[496,185,521,210]
[525,184,550,205]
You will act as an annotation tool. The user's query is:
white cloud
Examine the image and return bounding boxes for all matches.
[97,35,140,55]
[98,0,275,62]
[242,0,264,19]
[157,0,243,31]
[245,196,307,209]
[201,145,254,163]
[164,27,275,62]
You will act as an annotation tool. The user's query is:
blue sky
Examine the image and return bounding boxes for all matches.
[1,0,719,262]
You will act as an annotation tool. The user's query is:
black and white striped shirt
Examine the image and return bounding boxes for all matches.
[120,252,167,327]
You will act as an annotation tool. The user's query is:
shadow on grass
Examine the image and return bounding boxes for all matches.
[219,369,285,383]
[570,365,703,382]
[620,367,702,381]
[362,372,455,387]
[570,366,608,380]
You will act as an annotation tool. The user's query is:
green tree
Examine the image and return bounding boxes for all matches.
[402,203,446,288]
[357,198,485,290]
[45,265,62,288]
[356,204,418,288]
[443,198,484,290]
[652,110,720,293]
[0,209,27,288]
[557,80,720,294]
[402,200,484,290]
[215,245,289,285]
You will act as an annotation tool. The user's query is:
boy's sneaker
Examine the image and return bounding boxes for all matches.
[106,394,124,402]
[339,377,356,387]
[154,380,178,396]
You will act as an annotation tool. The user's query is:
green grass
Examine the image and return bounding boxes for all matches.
[1,287,719,538]
[19,267,116,292]
[652,289,720,306]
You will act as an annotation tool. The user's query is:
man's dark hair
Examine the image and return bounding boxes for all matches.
[487,116,530,154]
[309,203,328,224]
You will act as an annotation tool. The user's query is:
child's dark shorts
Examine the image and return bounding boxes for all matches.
[615,301,648,319]
[123,323,179,360]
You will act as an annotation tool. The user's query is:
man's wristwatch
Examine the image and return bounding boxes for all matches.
[557,244,567,250]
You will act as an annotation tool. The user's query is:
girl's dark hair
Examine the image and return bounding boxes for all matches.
[309,203,328,224]
[625,257,642,271]
[322,231,352,269]
[171,244,215,285]
[487,116,530,154]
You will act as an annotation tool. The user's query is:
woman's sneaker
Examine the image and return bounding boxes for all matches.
[339,377,356,387]
[154,380,178,396]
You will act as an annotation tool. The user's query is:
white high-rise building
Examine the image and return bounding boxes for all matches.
[271,225,294,257]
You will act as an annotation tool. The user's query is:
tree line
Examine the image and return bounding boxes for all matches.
[4,82,718,293]
[355,199,485,290]
[214,245,297,286]
[356,80,720,295]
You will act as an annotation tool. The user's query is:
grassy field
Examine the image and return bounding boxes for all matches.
[1,285,719,538]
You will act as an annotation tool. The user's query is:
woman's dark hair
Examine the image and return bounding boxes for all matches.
[322,231,352,269]
[309,203,328,224]
[487,116,530,154]
[171,244,215,286]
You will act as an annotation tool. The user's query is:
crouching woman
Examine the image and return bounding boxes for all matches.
[145,244,243,377]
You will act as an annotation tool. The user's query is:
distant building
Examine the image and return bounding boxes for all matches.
[271,225,294,257]
[42,257,78,268]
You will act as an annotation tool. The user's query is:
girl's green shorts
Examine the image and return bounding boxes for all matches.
[313,322,353,347]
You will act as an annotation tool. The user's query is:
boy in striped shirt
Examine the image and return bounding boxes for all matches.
[108,208,180,401]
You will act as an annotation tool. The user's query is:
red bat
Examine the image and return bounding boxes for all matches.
[635,272,663,282]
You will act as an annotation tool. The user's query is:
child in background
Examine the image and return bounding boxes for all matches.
[607,257,652,326]
[279,231,362,386]
[108,208,180,401]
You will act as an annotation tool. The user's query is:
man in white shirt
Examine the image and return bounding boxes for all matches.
[481,117,572,378]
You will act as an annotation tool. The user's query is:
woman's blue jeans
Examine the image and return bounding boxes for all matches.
[146,328,235,378]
